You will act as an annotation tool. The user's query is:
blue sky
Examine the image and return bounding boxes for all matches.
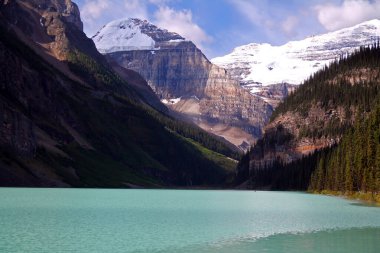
[75,0,380,58]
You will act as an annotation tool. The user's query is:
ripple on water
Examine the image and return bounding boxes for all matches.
[161,227,380,253]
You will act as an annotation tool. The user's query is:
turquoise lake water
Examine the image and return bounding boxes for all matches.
[0,188,379,253]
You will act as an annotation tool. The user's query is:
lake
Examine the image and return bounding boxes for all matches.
[0,188,379,253]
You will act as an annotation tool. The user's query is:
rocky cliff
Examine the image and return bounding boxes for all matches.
[93,18,272,148]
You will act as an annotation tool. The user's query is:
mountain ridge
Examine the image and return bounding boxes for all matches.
[212,19,380,107]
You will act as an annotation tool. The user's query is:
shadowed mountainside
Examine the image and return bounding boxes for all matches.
[0,0,239,187]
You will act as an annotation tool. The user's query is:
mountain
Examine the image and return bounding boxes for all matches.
[212,19,380,107]
[92,18,272,149]
[0,0,240,187]
[236,43,380,194]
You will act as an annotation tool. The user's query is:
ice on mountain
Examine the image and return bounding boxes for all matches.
[212,19,380,89]
[93,18,185,54]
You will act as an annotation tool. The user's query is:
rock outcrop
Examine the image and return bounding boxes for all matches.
[250,106,344,169]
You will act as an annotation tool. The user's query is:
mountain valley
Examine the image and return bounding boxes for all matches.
[1,0,380,198]
[2,2,380,252]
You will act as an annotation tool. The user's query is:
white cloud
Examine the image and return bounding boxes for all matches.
[123,0,149,20]
[81,0,148,22]
[282,16,299,37]
[153,6,212,48]
[148,0,171,5]
[229,0,303,39]
[80,0,150,36]
[230,0,274,30]
[80,0,212,50]
[315,0,380,31]
[81,0,110,21]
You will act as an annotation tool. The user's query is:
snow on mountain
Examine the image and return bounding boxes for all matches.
[212,19,380,91]
[92,18,186,54]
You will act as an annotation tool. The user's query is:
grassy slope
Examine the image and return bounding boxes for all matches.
[179,135,238,185]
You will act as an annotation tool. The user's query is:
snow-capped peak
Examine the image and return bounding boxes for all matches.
[211,19,380,87]
[92,18,186,54]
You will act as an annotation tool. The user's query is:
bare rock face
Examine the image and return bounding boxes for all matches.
[253,83,297,108]
[107,41,210,99]
[18,0,83,31]
[94,19,273,148]
[200,64,271,138]
[249,106,343,170]
[2,0,99,63]
[61,0,83,31]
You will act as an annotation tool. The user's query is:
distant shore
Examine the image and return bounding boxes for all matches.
[311,190,380,205]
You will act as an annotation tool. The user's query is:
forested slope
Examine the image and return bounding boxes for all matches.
[237,43,380,197]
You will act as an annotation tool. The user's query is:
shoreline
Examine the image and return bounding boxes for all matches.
[310,190,380,206]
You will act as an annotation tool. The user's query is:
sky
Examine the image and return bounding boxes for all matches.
[75,0,380,58]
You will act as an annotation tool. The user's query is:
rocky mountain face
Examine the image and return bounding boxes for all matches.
[93,18,272,148]
[0,0,239,187]
[212,19,380,107]
[250,106,344,169]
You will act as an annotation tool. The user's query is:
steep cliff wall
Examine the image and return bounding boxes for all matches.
[94,19,272,148]
[107,41,210,98]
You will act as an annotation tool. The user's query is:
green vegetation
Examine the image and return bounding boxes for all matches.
[36,146,162,187]
[309,105,380,194]
[272,44,380,138]
[61,91,235,186]
[240,149,324,190]
[239,43,380,196]
[150,110,241,160]
[182,136,238,185]
[273,44,380,119]
[67,50,135,95]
